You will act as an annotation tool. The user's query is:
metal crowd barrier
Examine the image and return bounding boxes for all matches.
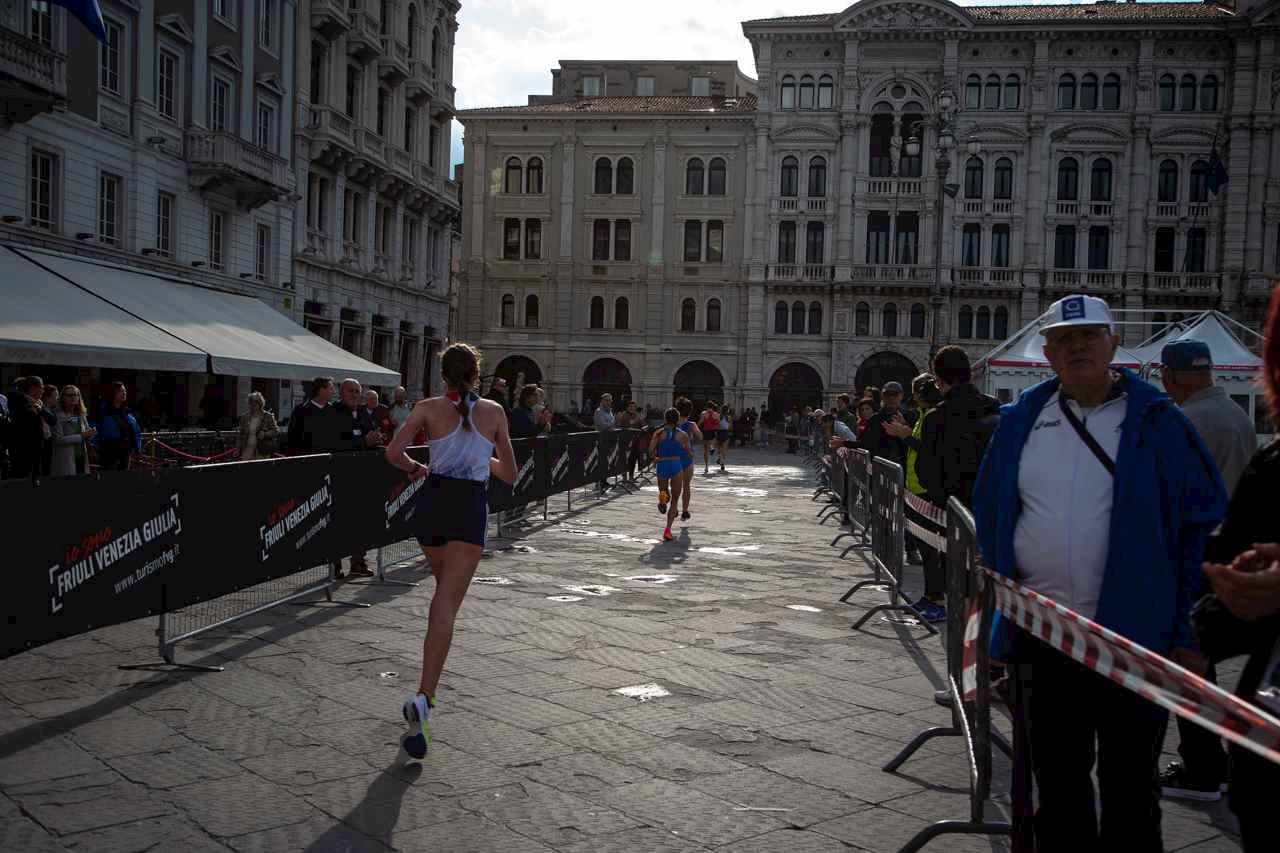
[831,448,872,559]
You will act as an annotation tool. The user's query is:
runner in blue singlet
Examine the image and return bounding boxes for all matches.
[674,397,702,522]
[649,407,692,541]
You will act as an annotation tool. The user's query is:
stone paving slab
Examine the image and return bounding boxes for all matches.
[0,451,1244,850]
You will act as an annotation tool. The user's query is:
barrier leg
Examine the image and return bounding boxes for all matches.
[883,724,962,772]
[852,602,939,635]
[369,544,419,588]
[118,599,225,673]
[895,820,1012,853]
[292,562,372,609]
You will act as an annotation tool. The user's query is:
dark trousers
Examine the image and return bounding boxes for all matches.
[1015,636,1166,853]
[1171,662,1228,784]
[914,536,943,600]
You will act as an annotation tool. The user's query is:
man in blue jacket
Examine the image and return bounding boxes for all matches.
[971,294,1226,852]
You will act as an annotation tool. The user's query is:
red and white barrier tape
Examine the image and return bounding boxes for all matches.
[903,492,948,552]
[962,568,1280,765]
[150,439,239,464]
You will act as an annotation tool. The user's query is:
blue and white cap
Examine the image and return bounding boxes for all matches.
[1038,294,1115,335]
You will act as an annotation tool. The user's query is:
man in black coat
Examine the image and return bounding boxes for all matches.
[287,377,335,454]
[6,376,46,480]
[860,381,919,562]
[916,346,1000,510]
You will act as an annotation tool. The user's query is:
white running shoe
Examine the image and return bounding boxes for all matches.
[401,693,432,760]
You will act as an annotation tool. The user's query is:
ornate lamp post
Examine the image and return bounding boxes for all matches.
[905,91,958,363]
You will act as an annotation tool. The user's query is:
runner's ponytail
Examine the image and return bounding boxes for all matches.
[441,343,482,432]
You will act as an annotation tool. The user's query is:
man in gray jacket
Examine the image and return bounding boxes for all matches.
[1156,338,1258,802]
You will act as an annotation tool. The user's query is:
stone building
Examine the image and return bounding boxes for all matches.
[459,0,1277,415]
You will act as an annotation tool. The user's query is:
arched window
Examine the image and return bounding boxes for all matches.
[431,27,440,71]
[1057,157,1079,201]
[965,74,981,110]
[524,218,541,259]
[984,74,1001,110]
[1090,158,1113,201]
[993,306,1009,340]
[501,294,515,327]
[707,298,722,333]
[1102,73,1121,110]
[615,297,629,330]
[1003,74,1020,109]
[976,306,991,339]
[590,296,604,329]
[994,158,1013,199]
[774,301,788,334]
[503,218,521,260]
[791,300,805,334]
[1057,73,1076,110]
[808,156,827,197]
[681,298,696,332]
[958,305,974,339]
[504,157,522,194]
[964,157,984,199]
[780,156,799,197]
[910,303,926,338]
[525,295,539,328]
[780,75,796,110]
[707,158,726,195]
[798,75,815,110]
[1200,74,1218,111]
[1180,74,1196,111]
[883,302,898,337]
[1080,73,1098,111]
[407,4,418,59]
[1158,74,1176,111]
[685,158,704,195]
[808,301,823,335]
[616,157,634,194]
[855,301,870,336]
[1190,160,1210,203]
[1158,160,1179,202]
[594,157,613,194]
[524,156,545,193]
[817,75,834,109]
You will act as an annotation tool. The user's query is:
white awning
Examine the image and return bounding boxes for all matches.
[14,247,401,387]
[0,246,208,372]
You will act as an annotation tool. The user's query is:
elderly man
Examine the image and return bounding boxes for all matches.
[388,386,413,435]
[972,294,1226,851]
[1155,339,1259,802]
[327,379,385,577]
[593,393,617,492]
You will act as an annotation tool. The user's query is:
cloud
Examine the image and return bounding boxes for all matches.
[447,0,1087,168]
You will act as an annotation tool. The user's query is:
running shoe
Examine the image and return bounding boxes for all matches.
[658,499,668,514]
[663,527,674,541]
[911,597,947,623]
[1158,762,1223,802]
[719,460,725,472]
[401,693,432,760]
[681,510,691,521]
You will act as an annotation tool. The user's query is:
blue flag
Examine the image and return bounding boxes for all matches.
[1207,145,1228,195]
[48,0,107,44]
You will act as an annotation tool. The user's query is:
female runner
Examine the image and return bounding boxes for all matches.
[675,398,702,520]
[383,343,517,760]
[649,407,693,541]
[715,405,731,472]
[699,403,721,474]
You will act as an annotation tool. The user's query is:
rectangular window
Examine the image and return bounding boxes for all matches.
[582,76,602,96]
[805,222,824,264]
[615,219,632,262]
[428,125,439,169]
[98,173,121,245]
[403,107,415,153]
[503,218,520,260]
[594,219,612,261]
[706,220,723,263]
[158,51,179,120]
[525,219,541,260]
[404,218,418,265]
[1054,225,1076,269]
[377,205,393,254]
[256,102,274,151]
[962,224,982,267]
[255,224,271,280]
[1154,228,1175,272]
[211,78,231,131]
[1087,226,1110,270]
[684,220,702,262]
[310,44,325,104]
[895,212,918,264]
[29,149,56,231]
[376,89,389,136]
[346,67,361,118]
[866,213,890,264]
[636,76,654,96]
[209,210,226,270]
[30,1,51,46]
[258,0,275,50]
[100,20,122,95]
[1185,228,1207,273]
[992,225,1010,268]
[156,192,175,257]
[690,76,710,96]
[777,221,796,264]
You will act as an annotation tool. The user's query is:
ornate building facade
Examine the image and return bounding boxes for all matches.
[462,0,1275,414]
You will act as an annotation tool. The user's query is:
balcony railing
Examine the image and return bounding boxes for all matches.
[1049,268,1123,288]
[867,178,923,197]
[184,131,289,192]
[377,36,411,83]
[406,58,437,101]
[773,198,799,212]
[956,267,1017,286]
[806,198,828,213]
[304,229,331,257]
[766,264,834,282]
[992,200,1014,214]
[1156,202,1178,217]
[0,26,66,107]
[346,10,380,61]
[311,0,351,38]
[1152,272,1219,291]
[1054,201,1079,216]
[962,200,983,214]
[1188,203,1211,218]
[1087,202,1114,217]
[311,105,355,147]
[851,264,932,282]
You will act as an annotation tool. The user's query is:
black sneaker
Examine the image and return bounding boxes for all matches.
[1158,762,1222,802]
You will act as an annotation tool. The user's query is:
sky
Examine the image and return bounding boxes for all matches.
[447,0,1085,170]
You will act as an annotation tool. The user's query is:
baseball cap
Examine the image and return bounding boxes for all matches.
[1039,294,1115,335]
[882,381,904,394]
[1161,340,1213,370]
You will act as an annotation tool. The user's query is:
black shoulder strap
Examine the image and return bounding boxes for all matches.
[1058,396,1115,476]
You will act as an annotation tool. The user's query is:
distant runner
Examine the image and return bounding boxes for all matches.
[675,397,702,521]
[650,407,693,541]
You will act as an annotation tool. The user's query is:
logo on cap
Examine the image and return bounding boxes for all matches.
[1061,296,1086,321]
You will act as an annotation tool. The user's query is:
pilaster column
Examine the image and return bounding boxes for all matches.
[837,118,858,267]
[240,0,256,140]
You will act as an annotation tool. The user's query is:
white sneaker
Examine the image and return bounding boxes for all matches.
[401,693,432,760]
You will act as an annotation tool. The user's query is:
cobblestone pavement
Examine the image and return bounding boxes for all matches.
[0,450,1245,851]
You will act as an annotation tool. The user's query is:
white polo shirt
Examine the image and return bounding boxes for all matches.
[1012,388,1126,619]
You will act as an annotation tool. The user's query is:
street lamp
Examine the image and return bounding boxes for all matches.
[904,90,959,364]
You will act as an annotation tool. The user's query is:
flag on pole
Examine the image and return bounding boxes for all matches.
[47,0,107,44]
[1207,142,1228,195]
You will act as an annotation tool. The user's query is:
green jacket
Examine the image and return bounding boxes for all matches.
[905,407,929,495]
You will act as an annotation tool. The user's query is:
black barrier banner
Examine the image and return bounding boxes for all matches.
[564,432,596,490]
[544,433,570,495]
[488,437,543,511]
[1,469,184,658]
[600,431,624,478]
[172,455,336,608]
